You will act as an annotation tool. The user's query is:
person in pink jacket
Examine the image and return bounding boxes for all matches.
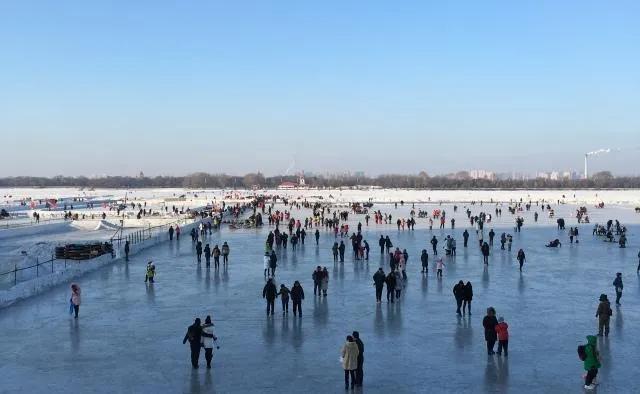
[70,283,81,318]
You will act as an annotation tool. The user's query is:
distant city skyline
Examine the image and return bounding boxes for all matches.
[1,1,638,176]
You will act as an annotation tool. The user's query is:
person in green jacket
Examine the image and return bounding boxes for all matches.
[583,335,601,390]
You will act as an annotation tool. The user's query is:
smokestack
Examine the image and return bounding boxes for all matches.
[584,154,588,179]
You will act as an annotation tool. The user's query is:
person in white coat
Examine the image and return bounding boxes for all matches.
[341,335,360,390]
[263,252,270,278]
[201,315,218,369]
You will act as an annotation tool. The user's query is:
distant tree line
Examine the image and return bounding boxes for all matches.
[0,171,637,190]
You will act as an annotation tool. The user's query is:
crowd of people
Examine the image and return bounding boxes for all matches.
[64,194,637,391]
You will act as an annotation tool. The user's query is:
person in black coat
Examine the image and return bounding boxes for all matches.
[124,240,130,261]
[462,230,469,247]
[481,242,490,264]
[379,236,385,254]
[385,272,396,303]
[420,250,428,273]
[204,244,211,267]
[290,281,305,317]
[373,268,386,303]
[463,282,473,315]
[196,241,203,263]
[262,279,278,316]
[453,280,465,315]
[353,331,364,387]
[182,318,213,368]
[431,236,438,255]
[482,307,499,355]
[269,251,278,276]
[338,241,346,262]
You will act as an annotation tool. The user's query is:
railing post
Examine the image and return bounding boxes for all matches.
[51,255,54,273]
[14,265,17,285]
[36,258,39,277]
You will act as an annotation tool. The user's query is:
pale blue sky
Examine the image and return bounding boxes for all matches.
[1,1,638,176]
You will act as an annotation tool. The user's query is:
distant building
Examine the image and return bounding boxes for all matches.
[469,170,496,180]
[278,172,308,190]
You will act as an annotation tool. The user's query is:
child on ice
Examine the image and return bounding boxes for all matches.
[435,258,445,278]
[495,316,509,356]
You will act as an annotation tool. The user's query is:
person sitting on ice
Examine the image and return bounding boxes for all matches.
[546,239,562,248]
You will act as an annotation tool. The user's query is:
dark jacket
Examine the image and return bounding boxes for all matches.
[385,273,396,289]
[420,252,428,266]
[291,284,305,301]
[183,323,212,346]
[463,284,473,301]
[355,338,364,361]
[263,282,277,300]
[453,283,465,300]
[482,315,498,341]
[481,244,490,256]
[269,253,278,268]
[373,270,386,287]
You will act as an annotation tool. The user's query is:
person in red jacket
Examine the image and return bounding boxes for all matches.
[495,316,509,356]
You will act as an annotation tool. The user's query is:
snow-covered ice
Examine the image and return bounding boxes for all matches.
[0,196,639,393]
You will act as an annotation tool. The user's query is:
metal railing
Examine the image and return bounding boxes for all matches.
[111,216,195,246]
[0,255,63,286]
[0,216,197,290]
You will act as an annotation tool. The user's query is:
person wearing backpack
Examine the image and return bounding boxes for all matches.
[595,294,612,337]
[579,335,601,390]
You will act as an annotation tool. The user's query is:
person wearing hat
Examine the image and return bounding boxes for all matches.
[613,273,623,305]
[201,315,218,369]
[595,294,612,337]
[495,316,509,356]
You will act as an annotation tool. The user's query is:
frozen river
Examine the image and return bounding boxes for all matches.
[0,202,638,393]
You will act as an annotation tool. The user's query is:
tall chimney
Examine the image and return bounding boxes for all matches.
[584,154,588,179]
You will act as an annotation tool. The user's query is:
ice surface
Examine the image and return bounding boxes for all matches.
[0,198,638,393]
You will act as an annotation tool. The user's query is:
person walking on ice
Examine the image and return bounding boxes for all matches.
[340,335,360,390]
[579,335,601,390]
[420,250,429,273]
[291,281,305,317]
[516,249,526,272]
[201,316,218,369]
[453,280,465,315]
[221,242,230,267]
[613,273,623,305]
[595,294,612,336]
[495,316,509,356]
[182,317,213,369]
[463,281,473,315]
[435,257,445,278]
[278,284,291,314]
[262,278,277,316]
[373,268,386,303]
[70,283,81,318]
